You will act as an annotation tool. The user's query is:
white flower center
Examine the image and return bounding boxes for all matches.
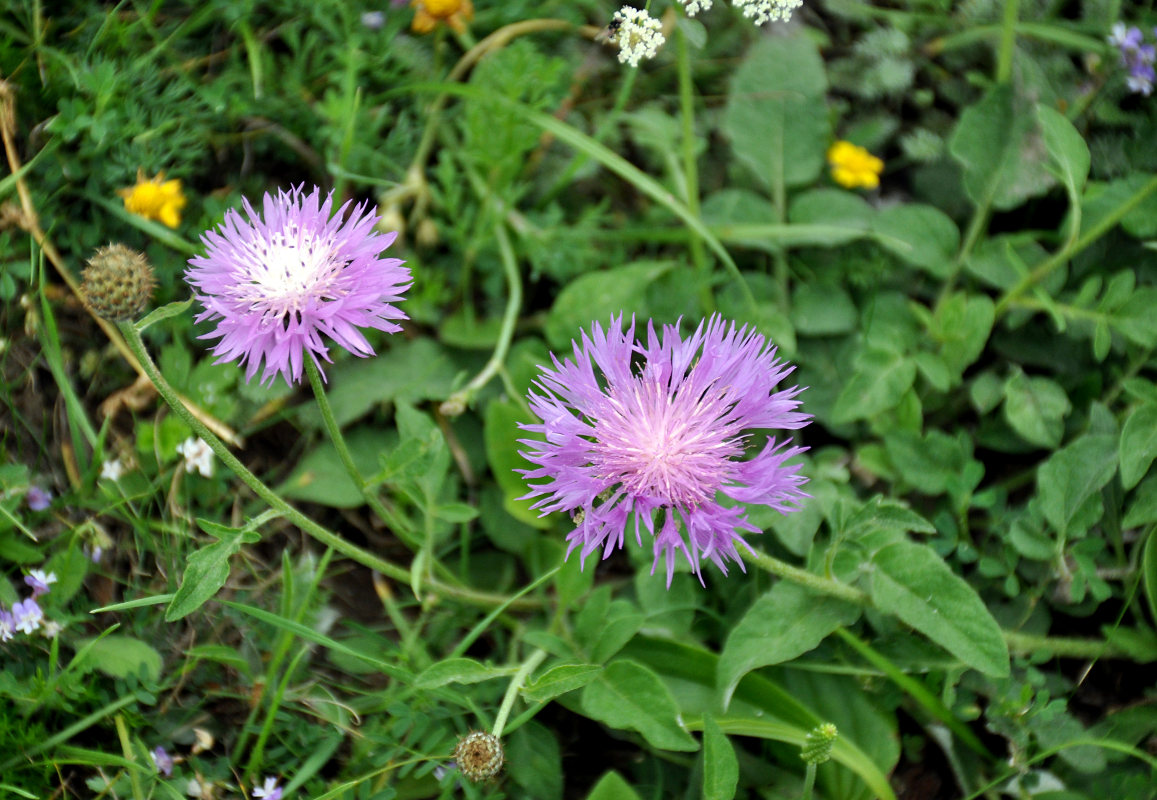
[234,224,344,317]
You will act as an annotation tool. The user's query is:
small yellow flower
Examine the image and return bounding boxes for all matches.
[117,169,187,228]
[826,141,884,190]
[411,0,473,34]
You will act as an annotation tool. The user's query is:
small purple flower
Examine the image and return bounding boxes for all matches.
[0,607,14,642]
[24,569,57,598]
[519,315,810,586]
[185,186,411,386]
[26,486,52,511]
[151,745,174,777]
[1108,22,1156,95]
[253,776,283,800]
[12,597,43,634]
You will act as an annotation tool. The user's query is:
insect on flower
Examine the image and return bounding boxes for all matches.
[594,15,623,44]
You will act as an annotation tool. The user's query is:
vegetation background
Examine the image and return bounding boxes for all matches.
[1,1,1156,799]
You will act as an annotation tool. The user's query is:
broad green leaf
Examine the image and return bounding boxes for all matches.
[791,282,857,335]
[545,261,673,351]
[1038,434,1118,537]
[1036,105,1090,198]
[930,292,995,381]
[42,546,89,606]
[1144,531,1157,627]
[484,397,550,529]
[718,583,861,707]
[1124,474,1157,529]
[585,771,643,800]
[523,663,603,702]
[723,35,829,189]
[872,204,960,278]
[1112,287,1157,347]
[278,428,394,508]
[166,520,260,621]
[1081,174,1157,241]
[1120,404,1157,489]
[870,540,1010,677]
[1002,370,1071,448]
[964,235,1051,291]
[508,721,563,800]
[415,657,513,688]
[580,659,699,752]
[74,635,163,681]
[702,716,738,800]
[831,349,917,424]
[949,85,1054,211]
[883,429,983,498]
[788,188,875,246]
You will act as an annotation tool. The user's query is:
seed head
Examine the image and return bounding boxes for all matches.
[81,244,157,321]
[453,731,504,782]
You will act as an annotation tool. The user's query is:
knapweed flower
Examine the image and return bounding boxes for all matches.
[1107,23,1156,96]
[827,141,884,189]
[24,569,57,598]
[252,776,283,800]
[12,598,43,634]
[0,608,14,642]
[453,731,504,782]
[609,7,666,68]
[185,186,410,386]
[519,315,810,586]
[176,437,214,478]
[152,746,174,777]
[677,0,712,15]
[26,486,52,511]
[732,0,803,26]
[118,169,187,228]
[411,0,473,34]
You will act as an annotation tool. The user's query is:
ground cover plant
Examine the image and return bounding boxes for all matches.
[1,0,1156,798]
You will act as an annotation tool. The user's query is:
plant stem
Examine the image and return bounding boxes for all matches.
[675,25,713,313]
[995,0,1020,84]
[801,763,817,800]
[742,548,868,605]
[492,649,548,738]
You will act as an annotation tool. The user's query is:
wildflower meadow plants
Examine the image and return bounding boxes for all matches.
[3,1,1157,800]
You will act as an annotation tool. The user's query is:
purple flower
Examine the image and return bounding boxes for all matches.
[151,745,174,777]
[1108,22,1156,95]
[24,569,57,598]
[253,776,283,800]
[0,607,14,642]
[185,186,411,386]
[26,486,52,511]
[12,598,43,634]
[519,315,810,586]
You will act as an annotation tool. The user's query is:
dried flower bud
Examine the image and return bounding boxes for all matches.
[81,244,156,321]
[453,731,504,782]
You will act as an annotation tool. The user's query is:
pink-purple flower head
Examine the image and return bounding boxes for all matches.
[519,314,810,587]
[185,186,411,386]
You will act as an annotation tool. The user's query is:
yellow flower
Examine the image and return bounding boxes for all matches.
[117,169,187,228]
[411,0,473,34]
[826,141,884,190]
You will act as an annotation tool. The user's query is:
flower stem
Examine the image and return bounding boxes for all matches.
[492,649,548,738]
[118,320,519,609]
[742,548,868,605]
[801,763,817,800]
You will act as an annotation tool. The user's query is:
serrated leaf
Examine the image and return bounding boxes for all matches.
[718,583,860,707]
[415,657,512,688]
[702,716,738,800]
[1120,404,1157,489]
[166,521,260,621]
[523,663,603,702]
[1002,371,1071,448]
[580,660,699,752]
[870,540,1009,677]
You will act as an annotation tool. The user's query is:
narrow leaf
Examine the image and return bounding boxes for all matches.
[702,716,738,800]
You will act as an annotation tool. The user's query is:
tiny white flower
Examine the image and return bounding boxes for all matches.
[678,0,713,15]
[176,437,214,478]
[41,619,63,639]
[101,458,126,481]
[612,6,666,68]
[731,0,803,26]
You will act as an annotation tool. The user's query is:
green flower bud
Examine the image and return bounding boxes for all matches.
[801,722,838,766]
[81,244,156,321]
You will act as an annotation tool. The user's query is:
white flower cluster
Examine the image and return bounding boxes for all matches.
[176,436,214,478]
[677,0,713,15]
[731,0,803,25]
[612,6,666,67]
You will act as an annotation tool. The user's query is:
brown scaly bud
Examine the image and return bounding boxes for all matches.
[81,244,156,321]
[453,731,504,782]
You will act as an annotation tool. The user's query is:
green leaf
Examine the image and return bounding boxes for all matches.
[278,428,394,508]
[585,771,643,800]
[949,85,1054,211]
[1120,404,1157,489]
[580,659,699,752]
[434,502,479,523]
[830,349,917,424]
[484,397,550,529]
[1124,474,1157,529]
[788,189,875,246]
[545,261,674,351]
[415,657,512,688]
[718,583,861,707]
[722,35,829,189]
[870,540,1010,677]
[702,716,738,800]
[929,292,995,382]
[1036,105,1090,198]
[1143,531,1157,627]
[872,204,960,278]
[73,635,163,681]
[1038,434,1118,537]
[791,282,858,335]
[508,721,563,800]
[166,520,260,621]
[1002,370,1071,448]
[523,663,603,702]
[883,429,983,498]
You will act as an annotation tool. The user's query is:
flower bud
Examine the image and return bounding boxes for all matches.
[801,722,838,765]
[81,244,156,321]
[453,731,504,782]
